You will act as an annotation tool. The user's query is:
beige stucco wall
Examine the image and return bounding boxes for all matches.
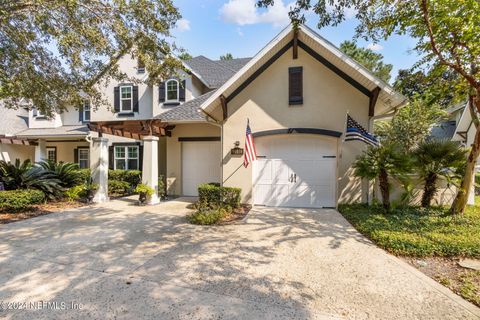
[0,144,35,163]
[220,46,370,204]
[165,123,220,195]
[46,141,90,163]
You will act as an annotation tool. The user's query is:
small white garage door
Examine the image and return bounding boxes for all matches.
[253,135,337,208]
[182,141,221,196]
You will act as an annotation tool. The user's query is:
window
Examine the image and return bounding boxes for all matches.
[137,59,145,74]
[120,86,133,112]
[289,67,303,105]
[83,100,91,122]
[114,146,139,170]
[78,148,89,169]
[46,147,56,162]
[166,79,179,102]
[35,108,45,118]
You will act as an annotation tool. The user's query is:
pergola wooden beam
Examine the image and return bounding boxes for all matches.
[0,135,38,146]
[88,119,172,140]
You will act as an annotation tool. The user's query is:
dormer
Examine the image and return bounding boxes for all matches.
[29,108,63,129]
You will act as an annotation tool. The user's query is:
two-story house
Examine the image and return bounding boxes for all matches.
[0,24,405,207]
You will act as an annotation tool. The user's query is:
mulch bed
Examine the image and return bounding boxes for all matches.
[219,204,252,224]
[403,256,480,307]
[0,201,86,224]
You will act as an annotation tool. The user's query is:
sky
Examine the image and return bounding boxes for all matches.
[171,0,421,84]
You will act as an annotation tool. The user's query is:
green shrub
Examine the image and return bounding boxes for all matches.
[108,170,141,187]
[134,183,155,196]
[198,183,241,209]
[158,174,166,198]
[0,189,45,211]
[65,185,87,201]
[108,180,131,196]
[75,169,91,184]
[187,207,229,225]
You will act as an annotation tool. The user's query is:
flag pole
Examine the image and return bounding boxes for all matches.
[342,110,350,143]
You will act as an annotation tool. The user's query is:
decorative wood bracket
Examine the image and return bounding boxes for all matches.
[220,95,228,121]
[369,87,381,117]
[293,29,299,59]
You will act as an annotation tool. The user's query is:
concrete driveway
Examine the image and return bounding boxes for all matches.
[0,197,479,320]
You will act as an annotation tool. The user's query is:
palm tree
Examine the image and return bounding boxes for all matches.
[353,143,413,211]
[413,140,466,207]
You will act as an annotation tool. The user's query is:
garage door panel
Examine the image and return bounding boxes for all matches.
[253,135,337,208]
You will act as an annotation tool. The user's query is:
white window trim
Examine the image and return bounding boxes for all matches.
[119,85,133,113]
[113,145,139,170]
[77,148,90,169]
[46,147,56,162]
[35,108,45,118]
[165,79,179,103]
[82,101,91,122]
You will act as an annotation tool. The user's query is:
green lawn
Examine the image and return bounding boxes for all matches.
[338,204,480,257]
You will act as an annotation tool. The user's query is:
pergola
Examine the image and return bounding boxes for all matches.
[88,119,175,139]
[0,135,38,146]
[87,119,174,205]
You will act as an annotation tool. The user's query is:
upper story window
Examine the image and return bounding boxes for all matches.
[120,85,133,112]
[83,100,91,122]
[137,59,145,74]
[34,108,45,118]
[166,79,179,102]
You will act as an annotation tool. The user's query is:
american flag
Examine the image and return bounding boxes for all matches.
[244,120,257,168]
[345,114,379,147]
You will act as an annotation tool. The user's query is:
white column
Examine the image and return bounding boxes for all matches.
[34,139,47,162]
[90,137,109,203]
[467,167,476,205]
[142,135,160,205]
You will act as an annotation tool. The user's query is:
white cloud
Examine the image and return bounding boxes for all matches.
[220,0,294,27]
[176,18,191,32]
[366,43,383,51]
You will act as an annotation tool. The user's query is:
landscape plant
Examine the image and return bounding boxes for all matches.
[413,140,467,207]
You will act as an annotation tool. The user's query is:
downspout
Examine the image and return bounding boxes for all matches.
[201,108,224,187]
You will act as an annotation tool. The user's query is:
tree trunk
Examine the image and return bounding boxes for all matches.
[378,168,390,211]
[450,127,480,215]
[421,172,437,207]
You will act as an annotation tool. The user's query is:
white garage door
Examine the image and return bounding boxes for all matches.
[182,141,221,196]
[253,135,337,208]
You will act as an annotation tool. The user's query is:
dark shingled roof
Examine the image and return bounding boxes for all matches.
[185,56,251,89]
[429,121,457,140]
[155,91,216,122]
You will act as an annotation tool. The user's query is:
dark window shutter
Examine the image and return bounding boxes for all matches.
[32,109,38,117]
[108,146,114,169]
[133,86,139,112]
[179,80,186,102]
[114,87,120,112]
[289,67,303,105]
[74,148,78,164]
[159,82,166,102]
[138,144,144,171]
[79,106,83,122]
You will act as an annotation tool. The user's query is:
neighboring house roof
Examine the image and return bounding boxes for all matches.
[184,56,251,89]
[430,121,457,140]
[199,24,406,116]
[452,105,473,142]
[0,104,29,136]
[16,125,89,138]
[156,91,216,122]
